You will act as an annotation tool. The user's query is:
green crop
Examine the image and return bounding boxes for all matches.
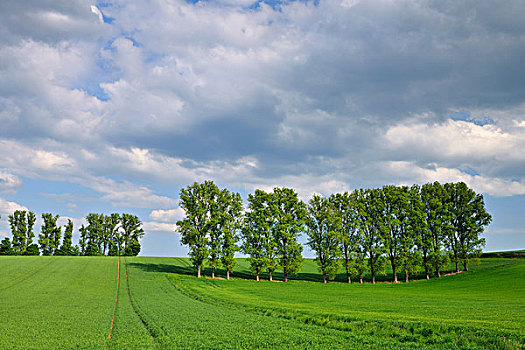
[1,256,523,349]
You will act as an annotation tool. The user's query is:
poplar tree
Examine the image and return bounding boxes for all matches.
[330,191,360,283]
[421,182,450,277]
[121,214,144,256]
[103,213,121,255]
[57,219,74,255]
[242,189,274,281]
[270,187,306,282]
[219,190,243,280]
[357,188,386,284]
[177,181,214,278]
[9,210,36,254]
[39,213,60,256]
[445,182,491,272]
[306,195,342,283]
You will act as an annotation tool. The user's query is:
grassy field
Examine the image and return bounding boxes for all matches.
[0,256,523,349]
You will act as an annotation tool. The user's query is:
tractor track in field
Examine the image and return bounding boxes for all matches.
[0,258,55,292]
[107,257,120,339]
[123,257,166,341]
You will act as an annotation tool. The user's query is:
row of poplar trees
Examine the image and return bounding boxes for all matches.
[177,181,491,283]
[0,211,144,256]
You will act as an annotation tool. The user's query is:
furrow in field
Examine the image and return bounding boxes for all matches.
[107,257,120,339]
[0,258,54,292]
[124,257,166,340]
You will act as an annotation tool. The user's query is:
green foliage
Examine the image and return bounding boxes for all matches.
[177,181,215,277]
[329,191,360,283]
[242,189,274,280]
[23,243,40,255]
[0,237,14,255]
[8,210,36,254]
[56,219,74,256]
[270,187,306,282]
[306,194,342,283]
[39,213,60,256]
[444,182,492,272]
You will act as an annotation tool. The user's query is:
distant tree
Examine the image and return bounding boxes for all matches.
[205,183,223,279]
[9,210,36,254]
[381,185,414,283]
[218,190,243,280]
[421,182,450,277]
[445,182,492,272]
[121,213,145,256]
[102,213,120,256]
[56,219,74,256]
[0,237,14,255]
[86,213,104,255]
[79,225,88,255]
[24,244,40,256]
[270,187,306,282]
[126,240,141,256]
[306,194,342,283]
[177,181,215,278]
[330,191,360,284]
[242,189,274,281]
[39,213,60,256]
[357,188,386,284]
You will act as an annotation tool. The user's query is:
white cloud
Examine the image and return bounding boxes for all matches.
[0,170,22,193]
[0,197,28,217]
[149,208,185,223]
[385,161,525,197]
[143,221,176,232]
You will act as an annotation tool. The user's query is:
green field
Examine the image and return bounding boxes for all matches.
[0,256,524,349]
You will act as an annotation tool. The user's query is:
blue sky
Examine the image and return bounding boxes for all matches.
[1,0,524,256]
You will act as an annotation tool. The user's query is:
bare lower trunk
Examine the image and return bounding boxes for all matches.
[436,267,441,278]
[345,262,351,283]
[455,261,459,273]
[347,275,352,284]
[392,264,398,283]
[269,269,273,282]
[405,270,409,283]
[426,274,429,280]
[359,277,363,284]
[226,268,230,280]
[212,266,215,279]
[284,266,288,282]
[197,264,201,278]
[256,273,259,282]
[372,275,376,284]
[463,261,469,272]
[322,271,327,284]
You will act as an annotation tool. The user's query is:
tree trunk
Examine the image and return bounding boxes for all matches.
[359,277,363,284]
[463,261,469,272]
[212,266,215,279]
[370,256,375,284]
[322,271,327,284]
[436,266,441,278]
[405,270,409,283]
[347,274,352,284]
[226,268,230,280]
[269,269,273,282]
[256,273,259,282]
[392,263,398,283]
[455,261,459,273]
[197,264,201,278]
[284,266,288,282]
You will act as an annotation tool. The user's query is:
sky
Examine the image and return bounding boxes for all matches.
[0,0,524,257]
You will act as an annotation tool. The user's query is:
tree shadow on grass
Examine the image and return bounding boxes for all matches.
[127,262,196,277]
[128,260,458,284]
